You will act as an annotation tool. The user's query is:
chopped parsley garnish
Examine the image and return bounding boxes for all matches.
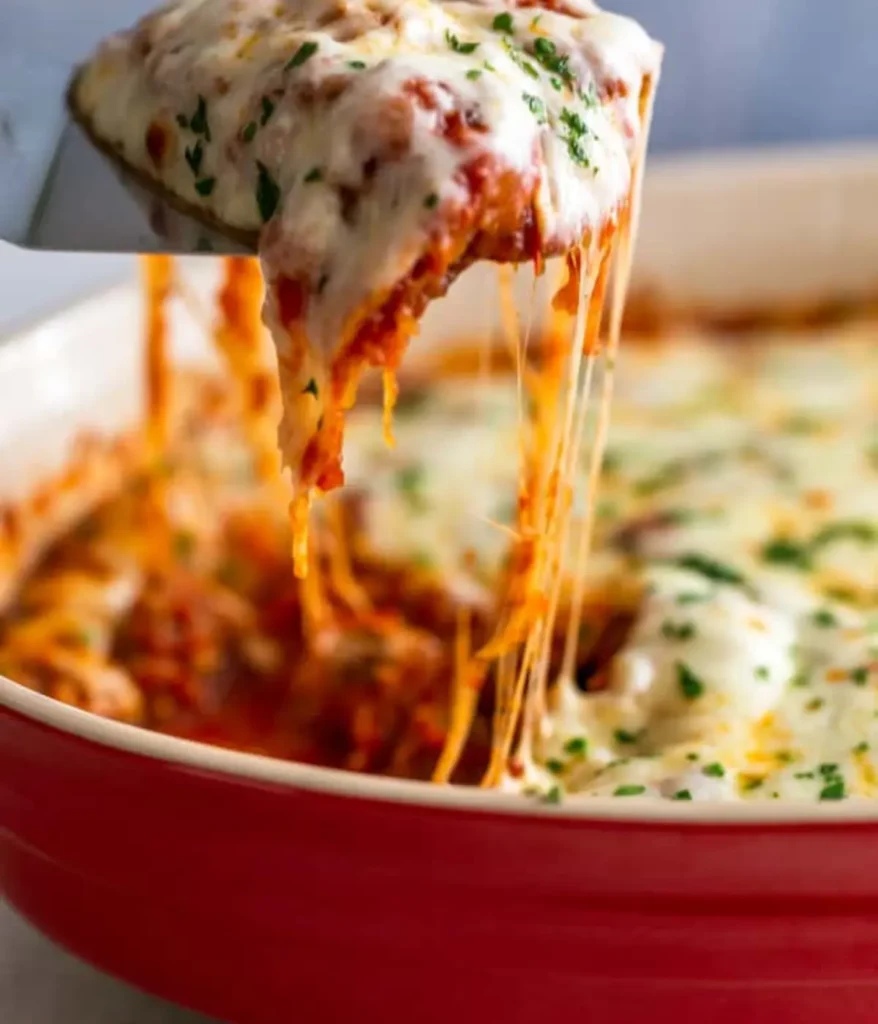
[854,741,870,755]
[543,785,562,804]
[395,465,427,510]
[812,608,838,628]
[813,520,877,548]
[580,82,598,108]
[686,752,700,762]
[189,95,210,140]
[754,666,770,681]
[614,728,641,745]
[501,38,539,79]
[286,40,318,70]
[851,666,870,686]
[819,779,846,801]
[184,140,203,175]
[195,177,216,196]
[175,113,189,129]
[545,758,564,775]
[423,192,439,209]
[255,161,280,222]
[302,378,319,397]
[614,784,646,797]
[805,697,826,712]
[672,790,692,801]
[563,736,588,757]
[466,68,482,81]
[304,166,322,183]
[241,121,257,143]
[674,552,745,586]
[661,620,695,642]
[703,762,725,778]
[818,763,839,778]
[532,37,572,84]
[761,537,811,570]
[559,107,588,136]
[260,96,275,125]
[445,30,479,54]
[794,771,815,780]
[348,60,367,70]
[677,592,708,606]
[740,776,764,792]
[492,12,514,33]
[549,76,563,91]
[521,92,548,124]
[676,661,705,701]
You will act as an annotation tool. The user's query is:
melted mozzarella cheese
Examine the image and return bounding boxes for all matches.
[73,0,661,499]
[342,325,878,801]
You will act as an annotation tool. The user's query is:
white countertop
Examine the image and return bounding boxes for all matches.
[1,905,213,1023]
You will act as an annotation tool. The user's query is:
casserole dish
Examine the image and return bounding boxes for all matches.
[2,145,878,1024]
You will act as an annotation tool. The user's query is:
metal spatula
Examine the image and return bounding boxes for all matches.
[0,53,246,257]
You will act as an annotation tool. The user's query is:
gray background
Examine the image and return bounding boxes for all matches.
[1,1,877,1021]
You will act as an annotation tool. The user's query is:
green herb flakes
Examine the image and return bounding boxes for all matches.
[674,552,746,586]
[304,166,322,183]
[563,736,588,757]
[614,728,641,745]
[286,40,318,70]
[395,465,427,511]
[260,96,275,125]
[302,378,319,398]
[703,762,725,778]
[521,92,548,123]
[255,161,280,222]
[189,95,210,140]
[532,37,572,83]
[852,666,870,686]
[661,620,695,642]
[492,12,514,33]
[195,177,216,196]
[348,60,367,70]
[466,68,482,81]
[423,192,440,209]
[184,140,203,175]
[613,784,646,797]
[446,30,479,54]
[672,789,693,801]
[761,537,811,570]
[241,121,257,143]
[812,609,838,629]
[545,758,564,775]
[676,661,705,701]
[819,779,846,801]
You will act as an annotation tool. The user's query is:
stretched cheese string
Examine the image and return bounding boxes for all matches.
[214,257,282,485]
[483,75,658,784]
[560,76,657,687]
[142,255,174,458]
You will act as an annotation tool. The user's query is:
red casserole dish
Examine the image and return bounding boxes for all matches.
[3,146,878,1023]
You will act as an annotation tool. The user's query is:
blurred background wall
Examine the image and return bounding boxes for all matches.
[1,0,877,333]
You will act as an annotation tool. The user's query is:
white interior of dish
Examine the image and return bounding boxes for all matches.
[2,144,878,823]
